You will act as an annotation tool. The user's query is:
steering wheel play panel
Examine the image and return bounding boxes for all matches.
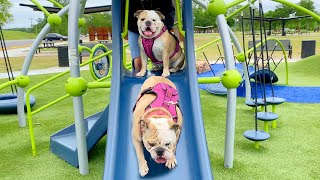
[89,44,111,80]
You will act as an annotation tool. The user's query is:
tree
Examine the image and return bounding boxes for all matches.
[193,3,216,28]
[264,0,319,31]
[297,0,315,15]
[84,13,112,28]
[0,0,13,26]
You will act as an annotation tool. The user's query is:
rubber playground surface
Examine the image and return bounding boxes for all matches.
[198,64,320,104]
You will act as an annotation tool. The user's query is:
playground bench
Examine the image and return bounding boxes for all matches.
[297,30,310,35]
[271,30,281,36]
[98,40,109,44]
[248,39,292,59]
[35,42,56,54]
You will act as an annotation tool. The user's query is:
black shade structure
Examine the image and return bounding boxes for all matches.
[243,15,312,36]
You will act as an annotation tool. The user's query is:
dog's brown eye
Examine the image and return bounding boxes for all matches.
[149,142,155,147]
[165,143,170,146]
[152,19,156,21]
[141,18,145,21]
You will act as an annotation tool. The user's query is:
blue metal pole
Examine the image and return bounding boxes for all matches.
[68,0,88,175]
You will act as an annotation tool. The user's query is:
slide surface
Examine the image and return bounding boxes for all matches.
[104,1,212,179]
[103,74,213,180]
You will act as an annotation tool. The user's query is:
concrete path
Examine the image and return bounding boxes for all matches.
[4,39,35,49]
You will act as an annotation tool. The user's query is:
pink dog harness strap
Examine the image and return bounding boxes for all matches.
[142,26,180,64]
[133,83,179,122]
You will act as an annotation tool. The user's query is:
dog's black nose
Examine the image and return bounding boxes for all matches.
[145,20,151,27]
[156,148,164,156]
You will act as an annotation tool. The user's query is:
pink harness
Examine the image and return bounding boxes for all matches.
[133,83,179,122]
[142,26,180,65]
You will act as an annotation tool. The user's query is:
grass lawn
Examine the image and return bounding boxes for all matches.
[0,56,90,73]
[3,30,37,40]
[0,57,59,73]
[274,55,320,86]
[0,70,320,179]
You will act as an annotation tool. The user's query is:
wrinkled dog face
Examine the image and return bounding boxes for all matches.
[141,117,178,164]
[135,10,165,39]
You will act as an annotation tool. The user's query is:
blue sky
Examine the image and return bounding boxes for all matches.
[4,0,320,29]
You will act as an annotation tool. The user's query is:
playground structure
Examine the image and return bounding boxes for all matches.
[0,0,319,179]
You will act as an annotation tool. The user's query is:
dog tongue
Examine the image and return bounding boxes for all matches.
[155,157,166,164]
[143,31,153,36]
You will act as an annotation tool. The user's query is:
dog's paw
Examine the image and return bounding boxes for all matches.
[136,70,146,77]
[161,70,170,77]
[165,157,177,169]
[139,162,149,177]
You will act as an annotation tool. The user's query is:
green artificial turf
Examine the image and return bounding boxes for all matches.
[1,71,320,179]
[274,55,320,86]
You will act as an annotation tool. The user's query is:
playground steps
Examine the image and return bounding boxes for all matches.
[50,106,109,167]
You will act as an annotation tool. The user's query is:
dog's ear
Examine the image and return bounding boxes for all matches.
[139,119,149,133]
[155,10,165,20]
[134,10,144,18]
[172,124,181,140]
[168,119,180,133]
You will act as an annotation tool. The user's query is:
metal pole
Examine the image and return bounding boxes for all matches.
[228,26,251,101]
[17,5,70,127]
[216,14,237,168]
[68,0,88,175]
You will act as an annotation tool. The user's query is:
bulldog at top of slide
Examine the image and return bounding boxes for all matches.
[132,76,183,176]
[134,10,185,77]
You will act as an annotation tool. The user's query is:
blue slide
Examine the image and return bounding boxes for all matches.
[103,1,213,179]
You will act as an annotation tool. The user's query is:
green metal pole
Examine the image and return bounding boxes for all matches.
[25,91,37,156]
[195,38,221,52]
[121,0,129,38]
[254,141,260,149]
[48,0,64,8]
[87,81,111,89]
[198,77,221,84]
[264,122,269,133]
[272,120,277,129]
[272,105,277,128]
[272,0,320,21]
[226,0,256,20]
[30,0,51,16]
[0,79,18,91]
[226,0,246,9]
[80,46,93,54]
[175,0,185,37]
